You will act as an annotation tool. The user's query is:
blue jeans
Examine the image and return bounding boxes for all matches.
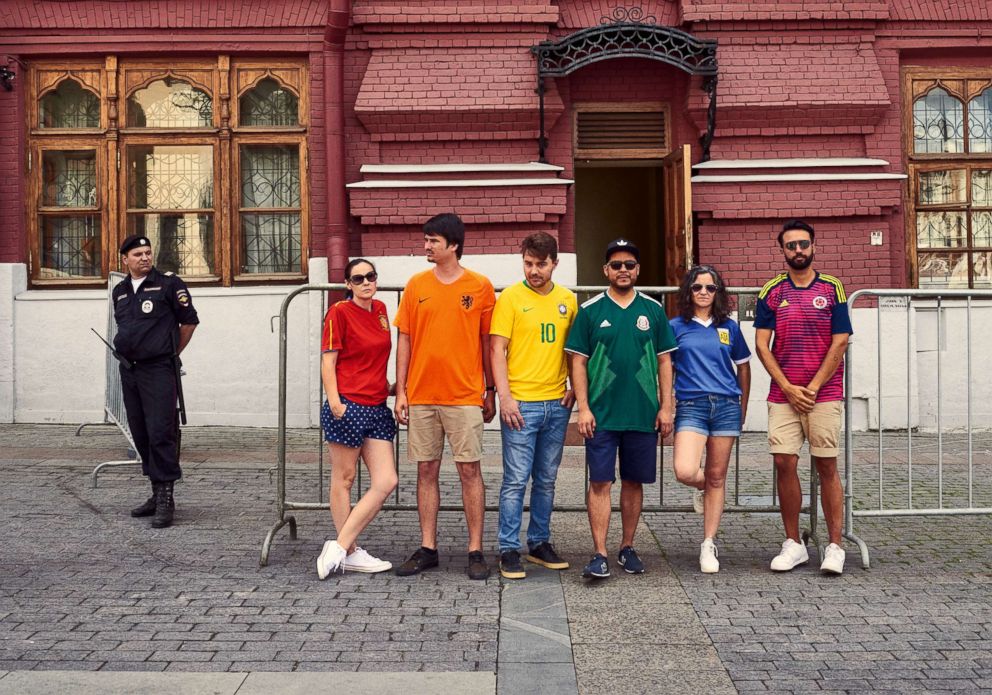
[498,399,572,552]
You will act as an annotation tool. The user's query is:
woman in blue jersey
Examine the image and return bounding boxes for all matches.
[671,265,751,573]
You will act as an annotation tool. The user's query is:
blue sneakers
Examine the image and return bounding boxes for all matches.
[581,553,610,579]
[618,546,645,574]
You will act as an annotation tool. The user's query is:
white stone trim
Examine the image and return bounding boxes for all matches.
[360,162,565,174]
[347,177,574,189]
[691,173,908,183]
[694,158,890,169]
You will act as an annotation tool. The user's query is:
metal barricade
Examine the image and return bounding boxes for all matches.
[86,272,141,487]
[844,288,992,569]
[260,283,822,566]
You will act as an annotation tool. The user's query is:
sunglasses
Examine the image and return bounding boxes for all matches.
[607,260,638,271]
[348,271,378,284]
[691,283,718,294]
[784,240,812,251]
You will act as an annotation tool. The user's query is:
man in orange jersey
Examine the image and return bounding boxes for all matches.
[393,213,497,580]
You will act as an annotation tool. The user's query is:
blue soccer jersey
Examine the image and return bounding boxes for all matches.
[670,316,752,400]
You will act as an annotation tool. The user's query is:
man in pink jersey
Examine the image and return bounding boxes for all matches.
[754,220,853,575]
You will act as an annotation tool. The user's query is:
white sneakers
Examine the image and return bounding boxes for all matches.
[317,540,347,580]
[344,547,393,573]
[699,538,719,573]
[820,543,846,575]
[770,538,809,571]
[692,488,705,514]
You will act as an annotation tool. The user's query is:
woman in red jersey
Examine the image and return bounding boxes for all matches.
[316,259,398,578]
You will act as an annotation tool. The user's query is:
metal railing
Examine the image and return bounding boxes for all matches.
[844,288,992,569]
[260,283,822,566]
[86,272,141,487]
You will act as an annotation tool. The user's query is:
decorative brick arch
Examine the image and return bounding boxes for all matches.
[532,9,718,160]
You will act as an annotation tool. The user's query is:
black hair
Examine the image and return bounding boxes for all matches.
[423,213,465,259]
[520,231,558,261]
[343,257,376,300]
[677,264,731,325]
[778,219,815,247]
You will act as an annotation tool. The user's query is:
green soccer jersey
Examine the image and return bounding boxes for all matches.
[564,291,677,432]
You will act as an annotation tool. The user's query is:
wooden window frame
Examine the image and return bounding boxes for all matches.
[26,56,309,288]
[903,67,992,288]
[573,102,672,161]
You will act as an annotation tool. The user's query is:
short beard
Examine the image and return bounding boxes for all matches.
[786,251,813,270]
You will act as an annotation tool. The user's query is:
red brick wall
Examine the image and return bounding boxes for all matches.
[0,77,25,263]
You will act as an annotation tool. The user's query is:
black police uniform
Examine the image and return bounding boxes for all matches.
[113,265,199,484]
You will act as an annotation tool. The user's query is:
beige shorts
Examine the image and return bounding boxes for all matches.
[767,401,843,458]
[407,405,484,463]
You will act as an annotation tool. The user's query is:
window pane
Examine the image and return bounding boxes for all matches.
[127,146,213,210]
[241,145,300,208]
[240,78,299,126]
[913,88,964,154]
[974,211,992,247]
[974,253,992,288]
[972,170,992,207]
[916,211,967,248]
[40,79,100,129]
[39,215,101,278]
[42,151,97,208]
[969,89,992,153]
[918,169,966,205]
[128,213,215,276]
[242,213,301,273]
[127,78,213,128]
[918,252,969,287]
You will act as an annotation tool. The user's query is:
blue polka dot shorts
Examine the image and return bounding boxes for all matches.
[321,397,397,449]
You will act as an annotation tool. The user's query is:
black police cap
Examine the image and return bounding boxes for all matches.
[120,235,152,255]
[604,238,640,262]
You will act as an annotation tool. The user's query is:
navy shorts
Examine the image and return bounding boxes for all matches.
[675,395,742,437]
[585,429,659,484]
[320,397,396,449]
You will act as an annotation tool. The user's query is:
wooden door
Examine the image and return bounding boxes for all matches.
[662,143,693,288]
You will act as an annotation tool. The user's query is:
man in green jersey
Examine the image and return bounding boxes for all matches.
[565,239,677,579]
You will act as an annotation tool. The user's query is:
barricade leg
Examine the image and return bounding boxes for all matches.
[802,456,821,557]
[259,516,298,567]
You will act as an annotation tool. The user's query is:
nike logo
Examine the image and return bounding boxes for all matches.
[599,319,612,328]
[523,307,534,312]
[418,297,431,304]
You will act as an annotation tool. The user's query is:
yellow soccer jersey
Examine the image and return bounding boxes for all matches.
[490,281,577,401]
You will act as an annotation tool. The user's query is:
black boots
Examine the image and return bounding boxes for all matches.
[150,481,175,529]
[130,482,157,517]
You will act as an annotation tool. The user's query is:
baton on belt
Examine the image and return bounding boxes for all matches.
[171,334,188,426]
[90,328,133,370]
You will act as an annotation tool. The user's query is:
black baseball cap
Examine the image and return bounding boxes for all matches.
[604,238,640,262]
[119,235,152,255]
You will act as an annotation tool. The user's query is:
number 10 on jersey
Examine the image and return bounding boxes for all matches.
[540,322,556,343]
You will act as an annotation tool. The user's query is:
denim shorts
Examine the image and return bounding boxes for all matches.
[674,395,742,437]
[321,397,396,449]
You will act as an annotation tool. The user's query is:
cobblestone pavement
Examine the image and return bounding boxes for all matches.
[1,424,990,693]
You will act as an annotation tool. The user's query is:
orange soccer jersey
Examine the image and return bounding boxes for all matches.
[394,268,495,406]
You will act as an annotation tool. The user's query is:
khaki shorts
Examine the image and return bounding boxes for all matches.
[767,401,843,458]
[407,405,484,463]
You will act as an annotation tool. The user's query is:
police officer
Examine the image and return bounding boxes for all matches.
[113,235,199,528]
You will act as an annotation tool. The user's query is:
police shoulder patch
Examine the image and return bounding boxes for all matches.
[165,271,175,276]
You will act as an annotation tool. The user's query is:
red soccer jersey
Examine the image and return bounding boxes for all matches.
[321,299,392,405]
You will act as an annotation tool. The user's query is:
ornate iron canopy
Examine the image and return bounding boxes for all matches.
[531,9,719,161]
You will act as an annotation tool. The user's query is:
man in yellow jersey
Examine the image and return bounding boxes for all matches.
[491,233,577,580]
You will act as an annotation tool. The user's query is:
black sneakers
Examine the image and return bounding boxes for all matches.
[395,547,440,576]
[467,551,491,580]
[499,550,526,580]
[525,542,569,570]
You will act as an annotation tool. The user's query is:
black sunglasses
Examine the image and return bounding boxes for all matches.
[607,260,638,271]
[784,240,812,251]
[348,271,378,284]
[691,283,718,294]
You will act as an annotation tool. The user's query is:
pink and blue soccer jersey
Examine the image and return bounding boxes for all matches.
[754,272,853,404]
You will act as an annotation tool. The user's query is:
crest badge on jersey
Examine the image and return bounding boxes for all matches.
[636,315,650,331]
[718,328,731,345]
[812,295,828,310]
[558,303,568,317]
[379,314,389,331]
[141,300,154,314]
[461,295,473,310]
